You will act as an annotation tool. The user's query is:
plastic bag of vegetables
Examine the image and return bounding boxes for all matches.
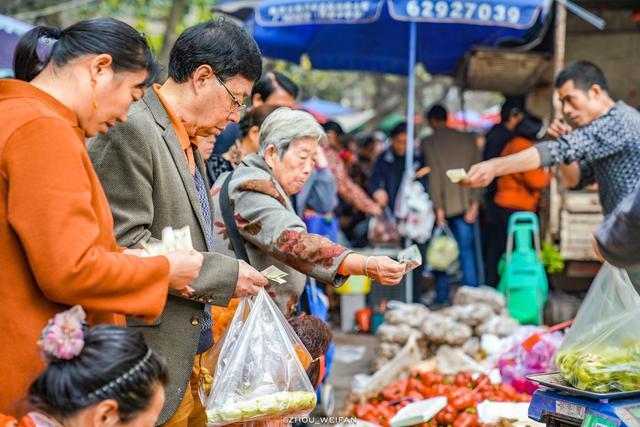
[556,263,640,392]
[426,226,459,272]
[205,288,316,425]
[199,297,253,406]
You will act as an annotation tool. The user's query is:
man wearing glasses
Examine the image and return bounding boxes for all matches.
[88,19,268,427]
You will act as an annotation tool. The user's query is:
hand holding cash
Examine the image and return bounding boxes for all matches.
[446,168,468,184]
[140,226,196,296]
[260,265,288,284]
[397,244,423,273]
[141,226,194,256]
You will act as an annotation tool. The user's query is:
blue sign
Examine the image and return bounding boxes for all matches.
[255,0,384,25]
[389,0,544,28]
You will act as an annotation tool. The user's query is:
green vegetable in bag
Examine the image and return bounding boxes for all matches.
[206,391,317,423]
[555,264,640,393]
[427,227,459,271]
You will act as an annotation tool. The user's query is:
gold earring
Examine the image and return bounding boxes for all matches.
[92,100,98,109]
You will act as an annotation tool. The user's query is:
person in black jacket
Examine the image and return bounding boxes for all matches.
[481,98,525,286]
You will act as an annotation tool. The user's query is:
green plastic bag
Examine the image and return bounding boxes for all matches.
[426,226,459,272]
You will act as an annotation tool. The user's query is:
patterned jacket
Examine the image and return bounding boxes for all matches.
[324,146,379,214]
[211,153,352,316]
[535,101,640,214]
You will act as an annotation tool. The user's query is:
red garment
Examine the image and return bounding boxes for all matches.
[324,147,377,213]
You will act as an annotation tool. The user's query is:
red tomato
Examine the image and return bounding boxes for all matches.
[453,412,479,427]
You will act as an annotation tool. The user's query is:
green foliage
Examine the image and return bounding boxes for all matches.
[541,240,564,274]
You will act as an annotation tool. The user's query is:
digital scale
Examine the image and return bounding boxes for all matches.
[527,373,640,427]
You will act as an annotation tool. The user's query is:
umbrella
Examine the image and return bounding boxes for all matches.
[213,0,264,21]
[247,0,552,182]
[300,97,357,117]
[0,14,32,78]
[250,0,551,76]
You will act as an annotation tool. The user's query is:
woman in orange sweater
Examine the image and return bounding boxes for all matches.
[1,19,203,414]
[492,115,550,279]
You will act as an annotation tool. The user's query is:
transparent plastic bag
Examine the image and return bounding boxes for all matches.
[555,263,640,392]
[368,207,400,245]
[426,226,459,271]
[199,297,253,406]
[205,288,316,426]
[499,326,564,395]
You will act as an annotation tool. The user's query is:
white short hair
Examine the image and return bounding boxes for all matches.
[258,107,327,157]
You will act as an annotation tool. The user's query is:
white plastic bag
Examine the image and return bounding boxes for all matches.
[556,263,640,392]
[205,289,316,425]
[394,173,434,244]
[426,226,459,271]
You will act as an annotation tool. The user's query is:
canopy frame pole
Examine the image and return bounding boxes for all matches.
[404,20,417,304]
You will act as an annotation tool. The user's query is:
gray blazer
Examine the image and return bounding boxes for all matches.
[88,88,239,424]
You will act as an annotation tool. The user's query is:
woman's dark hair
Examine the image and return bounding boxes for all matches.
[288,315,333,359]
[515,114,544,141]
[169,18,262,84]
[500,97,525,122]
[322,120,344,137]
[357,134,377,150]
[13,18,161,84]
[239,104,280,138]
[28,325,168,422]
[251,71,299,104]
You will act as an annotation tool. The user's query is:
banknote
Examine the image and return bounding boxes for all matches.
[142,226,193,256]
[260,265,288,284]
[446,168,468,183]
[398,244,422,272]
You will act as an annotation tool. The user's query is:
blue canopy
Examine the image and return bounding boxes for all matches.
[300,97,357,116]
[249,0,552,76]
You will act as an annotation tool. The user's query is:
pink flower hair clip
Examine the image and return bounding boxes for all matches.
[38,305,87,361]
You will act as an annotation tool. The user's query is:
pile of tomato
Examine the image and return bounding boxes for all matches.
[351,371,531,427]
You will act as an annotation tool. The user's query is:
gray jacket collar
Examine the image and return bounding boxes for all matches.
[239,153,292,210]
[142,88,214,251]
[241,152,272,173]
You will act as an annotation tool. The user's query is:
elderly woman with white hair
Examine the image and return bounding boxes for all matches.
[211,107,405,315]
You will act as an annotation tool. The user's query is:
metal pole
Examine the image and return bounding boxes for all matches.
[546,0,567,241]
[405,20,417,303]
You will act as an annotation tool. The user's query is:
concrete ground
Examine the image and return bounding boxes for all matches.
[310,330,378,425]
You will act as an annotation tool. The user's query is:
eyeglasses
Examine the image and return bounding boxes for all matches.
[216,75,245,113]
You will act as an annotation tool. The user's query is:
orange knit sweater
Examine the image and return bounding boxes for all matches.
[495,136,550,212]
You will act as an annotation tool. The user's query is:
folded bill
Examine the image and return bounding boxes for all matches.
[260,265,288,284]
[446,168,468,184]
[398,244,423,272]
[141,226,193,256]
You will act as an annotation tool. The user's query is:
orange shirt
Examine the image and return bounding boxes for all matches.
[0,80,170,414]
[152,84,198,175]
[495,136,550,212]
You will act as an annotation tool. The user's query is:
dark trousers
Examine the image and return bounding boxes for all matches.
[482,201,501,287]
